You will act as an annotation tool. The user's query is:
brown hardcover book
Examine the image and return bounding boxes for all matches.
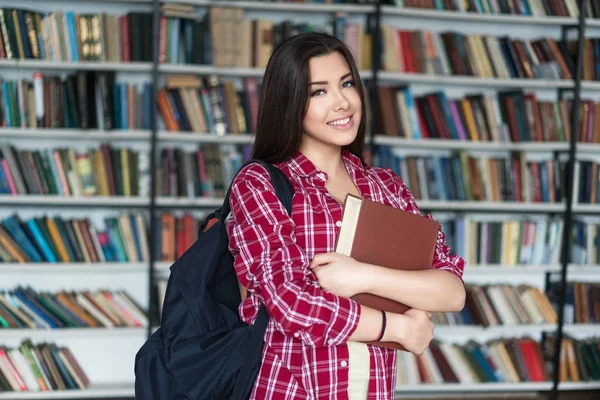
[335,194,439,350]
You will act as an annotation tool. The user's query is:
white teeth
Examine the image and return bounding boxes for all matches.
[328,117,350,126]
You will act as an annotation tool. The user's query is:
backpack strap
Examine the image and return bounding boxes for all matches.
[221,159,294,218]
[227,159,294,400]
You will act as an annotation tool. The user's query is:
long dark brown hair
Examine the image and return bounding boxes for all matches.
[252,32,367,163]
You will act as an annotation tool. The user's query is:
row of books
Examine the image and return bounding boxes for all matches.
[0,9,153,62]
[399,0,596,19]
[0,73,152,130]
[156,144,248,199]
[0,287,146,329]
[379,26,573,80]
[376,87,589,143]
[548,282,600,325]
[377,150,567,203]
[0,213,149,264]
[577,161,600,205]
[453,218,563,266]
[156,74,259,135]
[0,340,89,392]
[396,335,600,385]
[436,284,557,327]
[0,144,148,197]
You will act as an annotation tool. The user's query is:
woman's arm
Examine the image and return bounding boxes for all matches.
[311,172,466,313]
[360,265,465,312]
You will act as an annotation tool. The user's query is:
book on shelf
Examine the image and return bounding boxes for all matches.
[395,0,600,20]
[0,340,90,392]
[0,8,153,62]
[153,213,200,263]
[547,281,600,325]
[396,335,550,385]
[0,287,146,329]
[378,25,575,81]
[374,86,597,143]
[0,212,149,264]
[375,149,567,203]
[458,283,557,327]
[335,194,439,350]
[542,334,600,382]
[0,73,153,130]
[0,143,149,198]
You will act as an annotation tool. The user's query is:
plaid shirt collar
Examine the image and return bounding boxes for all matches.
[286,149,366,178]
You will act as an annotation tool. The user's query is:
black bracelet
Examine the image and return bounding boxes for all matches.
[376,310,386,341]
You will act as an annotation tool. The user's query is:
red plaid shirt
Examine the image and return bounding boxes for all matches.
[226,150,465,399]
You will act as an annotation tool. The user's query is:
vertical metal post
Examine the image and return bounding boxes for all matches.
[367,0,382,162]
[147,0,161,338]
[550,1,586,397]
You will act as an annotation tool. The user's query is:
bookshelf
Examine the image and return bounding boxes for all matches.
[1,0,599,398]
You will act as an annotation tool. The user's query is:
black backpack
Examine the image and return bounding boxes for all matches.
[134,160,294,400]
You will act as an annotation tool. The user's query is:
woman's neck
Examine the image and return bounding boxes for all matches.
[300,146,346,178]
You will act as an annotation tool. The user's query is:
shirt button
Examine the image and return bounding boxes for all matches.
[327,339,334,345]
[341,360,348,367]
[335,221,342,228]
[294,332,300,338]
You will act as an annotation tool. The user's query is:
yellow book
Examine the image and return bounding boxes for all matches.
[46,218,70,262]
[460,100,479,141]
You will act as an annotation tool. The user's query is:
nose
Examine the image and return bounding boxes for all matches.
[333,89,350,111]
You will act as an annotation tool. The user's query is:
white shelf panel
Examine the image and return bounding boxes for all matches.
[0,263,148,273]
[559,381,600,390]
[0,383,133,399]
[0,128,150,141]
[382,7,578,26]
[562,324,600,335]
[395,382,552,392]
[374,137,569,152]
[155,197,223,208]
[0,195,149,207]
[158,131,254,144]
[0,59,152,72]
[434,324,556,337]
[416,200,565,213]
[167,0,373,13]
[376,71,574,89]
[465,265,562,275]
[159,63,264,76]
[572,203,600,213]
[0,328,145,340]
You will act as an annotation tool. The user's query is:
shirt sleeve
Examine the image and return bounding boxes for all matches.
[392,173,466,282]
[226,164,360,347]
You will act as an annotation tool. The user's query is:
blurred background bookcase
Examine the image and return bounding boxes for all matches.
[0,0,599,399]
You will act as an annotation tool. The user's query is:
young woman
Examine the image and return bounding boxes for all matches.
[226,32,466,400]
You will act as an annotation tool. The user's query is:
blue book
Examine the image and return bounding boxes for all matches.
[67,12,79,61]
[12,289,60,329]
[25,219,57,262]
[2,216,42,262]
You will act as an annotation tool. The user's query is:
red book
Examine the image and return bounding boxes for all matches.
[335,194,439,350]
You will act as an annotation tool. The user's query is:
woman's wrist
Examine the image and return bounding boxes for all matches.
[380,312,406,344]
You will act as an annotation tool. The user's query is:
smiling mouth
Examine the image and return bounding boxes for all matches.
[327,116,353,128]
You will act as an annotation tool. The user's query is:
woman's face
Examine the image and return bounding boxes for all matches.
[301,51,362,153]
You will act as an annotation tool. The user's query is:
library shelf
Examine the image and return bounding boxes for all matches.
[0,59,152,72]
[157,131,253,144]
[0,383,134,399]
[373,137,570,152]
[416,200,565,213]
[0,195,149,207]
[0,263,148,274]
[0,128,150,141]
[381,6,579,26]
[165,0,373,13]
[0,327,145,340]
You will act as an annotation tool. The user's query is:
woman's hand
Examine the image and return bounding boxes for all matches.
[387,309,434,356]
[310,252,370,298]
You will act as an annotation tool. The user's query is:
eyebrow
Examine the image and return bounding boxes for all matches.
[310,72,353,86]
